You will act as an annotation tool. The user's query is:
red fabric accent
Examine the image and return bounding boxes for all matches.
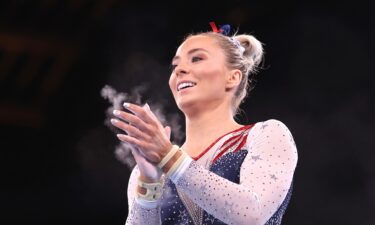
[220,133,243,149]
[212,134,243,162]
[192,125,253,161]
[212,131,249,163]
[209,22,219,33]
[235,133,248,153]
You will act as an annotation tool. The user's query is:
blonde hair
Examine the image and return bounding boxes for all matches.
[184,32,264,114]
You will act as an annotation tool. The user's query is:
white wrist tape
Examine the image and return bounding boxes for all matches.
[137,178,164,201]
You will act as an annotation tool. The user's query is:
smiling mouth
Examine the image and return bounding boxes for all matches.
[177,82,197,91]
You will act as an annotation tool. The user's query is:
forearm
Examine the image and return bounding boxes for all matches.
[172,160,263,225]
[125,199,161,225]
[126,166,162,225]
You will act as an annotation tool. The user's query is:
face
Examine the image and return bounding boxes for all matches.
[169,35,233,113]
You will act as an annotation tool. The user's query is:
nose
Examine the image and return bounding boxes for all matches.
[175,63,189,76]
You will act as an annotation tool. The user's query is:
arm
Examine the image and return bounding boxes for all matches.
[171,119,298,225]
[112,103,170,224]
[112,103,297,224]
[125,165,162,225]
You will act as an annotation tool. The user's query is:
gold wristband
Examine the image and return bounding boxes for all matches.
[165,151,188,177]
[157,145,179,169]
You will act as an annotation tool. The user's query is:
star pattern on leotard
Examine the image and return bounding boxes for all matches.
[204,216,217,224]
[224,200,236,215]
[200,183,208,193]
[270,174,278,181]
[177,209,190,224]
[251,155,262,161]
[261,123,268,129]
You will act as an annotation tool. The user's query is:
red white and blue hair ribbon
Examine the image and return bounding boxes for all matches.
[209,22,245,53]
[209,22,231,36]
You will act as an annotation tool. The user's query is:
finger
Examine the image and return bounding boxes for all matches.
[144,103,159,122]
[123,102,154,124]
[113,110,150,132]
[111,118,148,140]
[131,147,152,165]
[130,148,162,181]
[144,104,167,135]
[111,118,140,137]
[118,134,160,163]
[164,126,171,139]
[117,134,143,147]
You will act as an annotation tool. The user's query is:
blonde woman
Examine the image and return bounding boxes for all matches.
[111,24,298,225]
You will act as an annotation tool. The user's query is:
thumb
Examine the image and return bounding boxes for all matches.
[130,146,143,161]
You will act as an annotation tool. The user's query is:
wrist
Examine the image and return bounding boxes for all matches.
[139,174,161,183]
[161,150,182,174]
[136,177,164,201]
[157,145,190,178]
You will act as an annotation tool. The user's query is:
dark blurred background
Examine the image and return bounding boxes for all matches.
[0,0,374,224]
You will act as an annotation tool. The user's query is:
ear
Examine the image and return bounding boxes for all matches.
[225,69,242,90]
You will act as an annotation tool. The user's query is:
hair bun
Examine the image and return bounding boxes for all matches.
[234,34,264,67]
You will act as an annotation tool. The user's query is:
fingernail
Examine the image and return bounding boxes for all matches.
[144,103,150,110]
[110,118,118,124]
[113,110,120,115]
[117,134,125,138]
[123,102,129,108]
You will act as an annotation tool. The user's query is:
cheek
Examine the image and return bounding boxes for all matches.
[200,67,226,87]
[168,74,176,94]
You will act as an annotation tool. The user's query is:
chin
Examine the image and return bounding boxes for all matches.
[176,100,192,111]
[176,97,198,113]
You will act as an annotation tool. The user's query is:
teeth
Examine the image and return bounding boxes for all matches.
[177,82,196,91]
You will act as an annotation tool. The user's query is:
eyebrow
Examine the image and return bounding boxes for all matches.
[171,48,209,63]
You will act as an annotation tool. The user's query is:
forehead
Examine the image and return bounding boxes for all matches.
[175,35,221,56]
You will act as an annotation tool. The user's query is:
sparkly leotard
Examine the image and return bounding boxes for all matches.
[125,119,298,225]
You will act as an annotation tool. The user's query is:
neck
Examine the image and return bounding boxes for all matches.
[182,103,242,157]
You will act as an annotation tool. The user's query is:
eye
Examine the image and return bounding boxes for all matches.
[170,64,177,71]
[192,56,203,63]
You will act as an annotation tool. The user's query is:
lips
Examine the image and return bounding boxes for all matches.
[177,81,197,91]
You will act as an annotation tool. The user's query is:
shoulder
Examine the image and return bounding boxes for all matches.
[252,118,291,130]
[246,119,298,163]
[248,119,295,138]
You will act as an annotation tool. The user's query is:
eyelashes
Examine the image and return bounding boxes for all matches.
[170,64,177,72]
[170,56,204,72]
[191,56,203,62]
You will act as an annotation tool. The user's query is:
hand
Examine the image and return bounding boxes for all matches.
[130,126,171,182]
[111,103,173,164]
